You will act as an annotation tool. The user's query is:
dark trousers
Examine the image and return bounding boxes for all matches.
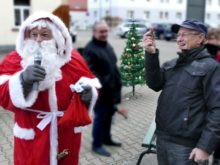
[157,136,208,165]
[92,101,116,148]
[213,142,220,159]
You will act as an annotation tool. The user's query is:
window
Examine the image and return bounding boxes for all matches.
[176,12,182,19]
[206,13,211,20]
[106,10,110,16]
[127,10,134,18]
[144,11,150,19]
[94,11,97,18]
[159,11,164,19]
[14,0,30,26]
[165,12,169,19]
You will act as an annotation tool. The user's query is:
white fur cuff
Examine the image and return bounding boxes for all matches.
[9,71,38,108]
[13,123,35,140]
[0,75,11,85]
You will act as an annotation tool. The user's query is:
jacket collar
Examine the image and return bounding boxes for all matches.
[176,45,210,66]
[92,37,107,47]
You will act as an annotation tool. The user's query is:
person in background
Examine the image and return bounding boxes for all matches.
[0,12,101,165]
[143,19,220,165]
[83,21,123,157]
[206,27,220,165]
[206,28,220,62]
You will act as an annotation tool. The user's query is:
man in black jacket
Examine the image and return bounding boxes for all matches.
[83,21,122,157]
[143,19,220,165]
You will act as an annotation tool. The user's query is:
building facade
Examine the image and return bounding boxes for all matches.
[205,0,220,27]
[86,0,220,27]
[88,0,186,25]
[1,0,220,47]
[69,0,89,30]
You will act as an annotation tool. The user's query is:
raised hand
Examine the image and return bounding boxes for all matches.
[21,64,46,84]
[142,28,156,54]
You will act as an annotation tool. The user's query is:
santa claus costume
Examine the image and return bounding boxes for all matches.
[0,12,100,165]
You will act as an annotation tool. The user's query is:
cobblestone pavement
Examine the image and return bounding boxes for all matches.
[0,85,159,165]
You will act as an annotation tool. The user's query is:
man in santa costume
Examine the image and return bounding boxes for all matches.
[0,12,101,165]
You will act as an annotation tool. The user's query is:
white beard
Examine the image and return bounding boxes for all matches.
[21,39,63,91]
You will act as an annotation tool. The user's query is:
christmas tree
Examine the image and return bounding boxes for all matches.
[120,22,145,97]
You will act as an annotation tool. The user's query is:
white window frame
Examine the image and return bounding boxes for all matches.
[127,10,134,19]
[176,12,182,19]
[218,14,220,20]
[14,5,30,27]
[178,0,183,4]
[144,11,150,19]
[106,10,110,16]
[159,11,164,19]
[94,10,98,18]
[206,13,211,20]
[165,12,169,19]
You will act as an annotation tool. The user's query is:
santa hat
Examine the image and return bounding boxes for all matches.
[16,11,72,65]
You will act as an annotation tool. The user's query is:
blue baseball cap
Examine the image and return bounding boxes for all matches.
[171,19,208,37]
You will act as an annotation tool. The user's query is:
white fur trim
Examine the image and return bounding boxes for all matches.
[16,11,72,65]
[48,84,58,165]
[9,71,38,108]
[70,77,101,117]
[74,127,83,133]
[0,75,11,85]
[13,123,35,140]
[48,84,58,112]
[70,77,102,92]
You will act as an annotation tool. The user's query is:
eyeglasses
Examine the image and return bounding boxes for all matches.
[29,29,53,41]
[176,32,201,38]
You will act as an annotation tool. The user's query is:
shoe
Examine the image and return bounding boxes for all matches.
[92,146,111,157]
[104,139,122,147]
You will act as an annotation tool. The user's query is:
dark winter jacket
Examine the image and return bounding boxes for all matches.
[145,45,220,154]
[83,37,122,105]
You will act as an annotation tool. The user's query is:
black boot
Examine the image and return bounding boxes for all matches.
[92,146,111,157]
[104,139,122,147]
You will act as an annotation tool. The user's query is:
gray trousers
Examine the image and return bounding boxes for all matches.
[156,137,208,165]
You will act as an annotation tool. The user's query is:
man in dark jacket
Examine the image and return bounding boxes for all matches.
[83,21,122,157]
[143,20,220,165]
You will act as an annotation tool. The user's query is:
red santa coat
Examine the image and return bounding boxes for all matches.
[0,50,99,165]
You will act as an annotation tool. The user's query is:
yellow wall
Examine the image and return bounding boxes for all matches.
[31,0,62,13]
[0,0,18,45]
[0,0,62,46]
